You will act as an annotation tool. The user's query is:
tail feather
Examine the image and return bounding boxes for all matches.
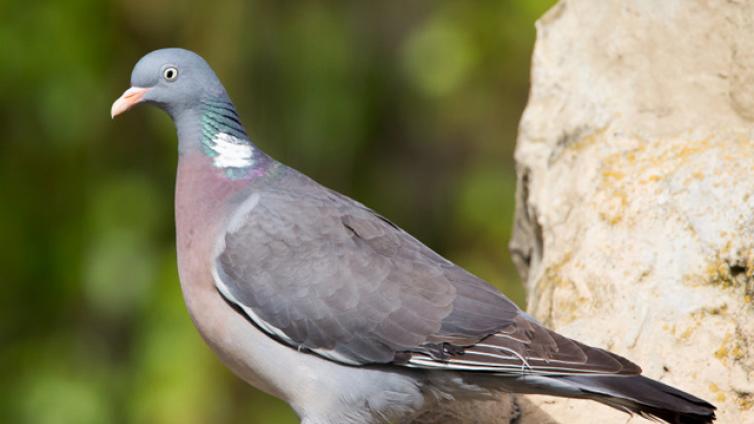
[559,375,716,424]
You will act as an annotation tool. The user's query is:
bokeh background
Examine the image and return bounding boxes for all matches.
[1,1,556,423]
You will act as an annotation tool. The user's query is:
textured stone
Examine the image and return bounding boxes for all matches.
[511,0,754,422]
[412,396,517,424]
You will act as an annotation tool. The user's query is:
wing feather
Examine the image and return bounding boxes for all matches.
[214,168,640,375]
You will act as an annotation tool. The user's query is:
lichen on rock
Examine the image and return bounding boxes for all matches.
[510,0,754,421]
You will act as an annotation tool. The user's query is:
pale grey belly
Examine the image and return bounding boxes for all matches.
[178,270,432,423]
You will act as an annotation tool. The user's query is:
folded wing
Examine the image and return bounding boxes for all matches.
[214,170,640,375]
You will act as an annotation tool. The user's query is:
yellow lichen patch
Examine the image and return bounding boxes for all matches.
[590,136,723,230]
[678,325,696,341]
[699,250,754,303]
[640,174,663,184]
[601,169,625,180]
[668,319,699,342]
[715,346,729,361]
[596,137,754,214]
[693,304,728,317]
[674,139,713,161]
[598,189,628,225]
[565,126,608,154]
[715,333,733,364]
[731,345,745,360]
[706,259,737,288]
[675,305,730,343]
[738,394,754,411]
[710,325,749,366]
[709,383,727,403]
[532,252,591,326]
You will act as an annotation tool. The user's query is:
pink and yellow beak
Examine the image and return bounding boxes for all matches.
[111,86,150,118]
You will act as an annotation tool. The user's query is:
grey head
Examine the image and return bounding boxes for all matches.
[112,49,255,172]
[111,48,229,120]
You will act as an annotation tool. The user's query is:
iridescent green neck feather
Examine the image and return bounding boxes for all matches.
[198,98,257,178]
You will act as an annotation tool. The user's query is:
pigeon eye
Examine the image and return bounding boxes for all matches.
[163,67,179,82]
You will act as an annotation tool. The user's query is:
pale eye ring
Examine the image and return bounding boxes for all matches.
[163,66,179,82]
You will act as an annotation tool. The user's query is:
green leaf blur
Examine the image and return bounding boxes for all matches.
[0,1,556,422]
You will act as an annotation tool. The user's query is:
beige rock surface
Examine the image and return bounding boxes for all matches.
[412,395,517,424]
[412,396,562,424]
[511,0,754,422]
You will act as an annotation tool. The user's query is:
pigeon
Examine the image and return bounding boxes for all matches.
[112,48,716,424]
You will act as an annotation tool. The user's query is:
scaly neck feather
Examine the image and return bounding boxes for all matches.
[174,96,267,180]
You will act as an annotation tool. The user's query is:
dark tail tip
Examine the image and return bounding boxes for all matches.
[563,375,716,424]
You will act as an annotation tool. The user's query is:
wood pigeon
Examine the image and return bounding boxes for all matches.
[112,48,716,424]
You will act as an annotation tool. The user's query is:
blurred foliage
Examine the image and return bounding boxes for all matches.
[0,0,556,422]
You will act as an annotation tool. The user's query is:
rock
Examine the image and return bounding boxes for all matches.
[511,0,754,422]
[412,396,518,424]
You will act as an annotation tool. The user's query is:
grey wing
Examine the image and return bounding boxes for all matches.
[214,184,515,365]
[214,178,640,375]
[407,314,641,375]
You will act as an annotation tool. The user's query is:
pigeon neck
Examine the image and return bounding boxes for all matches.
[175,97,264,180]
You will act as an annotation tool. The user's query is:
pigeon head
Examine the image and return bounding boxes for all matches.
[112,48,256,176]
[111,48,227,119]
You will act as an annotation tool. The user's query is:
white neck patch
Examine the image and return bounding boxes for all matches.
[210,132,254,168]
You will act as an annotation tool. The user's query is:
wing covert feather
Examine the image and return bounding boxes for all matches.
[214,170,640,376]
[214,173,516,365]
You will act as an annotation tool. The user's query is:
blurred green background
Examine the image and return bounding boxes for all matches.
[0,1,555,423]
